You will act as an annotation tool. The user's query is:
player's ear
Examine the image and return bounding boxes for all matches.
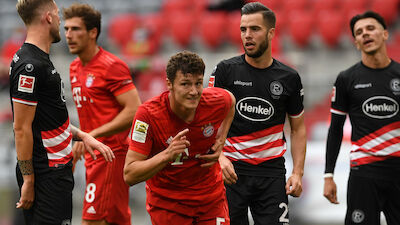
[89,28,98,40]
[166,78,172,91]
[45,11,52,24]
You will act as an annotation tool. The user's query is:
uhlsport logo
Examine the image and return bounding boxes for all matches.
[236,97,274,121]
[362,96,399,119]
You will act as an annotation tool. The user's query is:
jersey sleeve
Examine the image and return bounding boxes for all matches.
[105,61,135,96]
[287,73,304,117]
[209,62,228,88]
[220,88,233,118]
[128,105,153,156]
[10,60,43,106]
[330,72,348,116]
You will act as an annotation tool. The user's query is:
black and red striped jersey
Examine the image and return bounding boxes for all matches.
[10,43,73,178]
[330,60,400,178]
[210,55,304,176]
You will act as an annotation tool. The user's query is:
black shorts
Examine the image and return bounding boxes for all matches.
[225,174,289,225]
[16,165,74,225]
[345,173,400,225]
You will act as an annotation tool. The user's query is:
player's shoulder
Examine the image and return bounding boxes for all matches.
[201,87,230,104]
[272,58,299,75]
[98,48,126,66]
[338,61,363,79]
[11,44,47,75]
[139,91,169,117]
[218,55,245,67]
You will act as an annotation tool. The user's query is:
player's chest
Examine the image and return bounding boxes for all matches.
[350,75,400,118]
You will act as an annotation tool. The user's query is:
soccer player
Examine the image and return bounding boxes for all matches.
[10,0,114,224]
[124,51,235,225]
[324,11,400,225]
[63,3,141,225]
[209,2,307,225]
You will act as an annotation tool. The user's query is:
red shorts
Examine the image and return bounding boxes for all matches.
[82,150,131,225]
[147,196,230,225]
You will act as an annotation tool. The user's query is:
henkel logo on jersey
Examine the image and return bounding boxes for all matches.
[236,97,274,121]
[18,75,35,93]
[362,96,399,119]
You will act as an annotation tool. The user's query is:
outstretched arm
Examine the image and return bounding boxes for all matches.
[71,125,114,162]
[286,114,307,197]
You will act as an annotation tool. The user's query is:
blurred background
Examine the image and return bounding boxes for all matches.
[0,0,399,224]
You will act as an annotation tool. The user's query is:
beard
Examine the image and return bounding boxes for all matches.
[244,38,268,58]
[50,26,61,43]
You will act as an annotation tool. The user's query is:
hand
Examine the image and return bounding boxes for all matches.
[197,137,224,167]
[323,177,339,204]
[81,132,115,162]
[164,129,190,162]
[219,154,237,184]
[286,173,303,197]
[72,141,85,161]
[16,180,34,209]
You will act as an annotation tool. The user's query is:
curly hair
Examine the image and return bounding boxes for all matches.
[62,3,101,40]
[166,51,205,83]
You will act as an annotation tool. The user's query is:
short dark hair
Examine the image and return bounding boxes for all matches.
[16,0,54,25]
[62,3,101,40]
[241,2,276,29]
[166,51,205,83]
[350,11,387,37]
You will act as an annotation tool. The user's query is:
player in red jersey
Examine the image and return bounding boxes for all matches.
[124,51,235,225]
[63,3,141,225]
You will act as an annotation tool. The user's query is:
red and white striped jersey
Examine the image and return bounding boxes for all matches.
[211,55,304,176]
[10,43,72,177]
[330,60,400,175]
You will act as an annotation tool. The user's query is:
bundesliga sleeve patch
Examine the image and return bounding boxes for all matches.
[132,120,149,143]
[18,75,35,93]
[208,75,215,87]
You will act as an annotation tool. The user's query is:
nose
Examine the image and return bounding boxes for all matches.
[65,29,71,38]
[189,84,199,95]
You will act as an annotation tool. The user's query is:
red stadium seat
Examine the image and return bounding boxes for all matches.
[227,12,242,49]
[199,12,227,49]
[370,0,399,25]
[121,13,164,56]
[248,0,282,11]
[341,0,367,16]
[317,10,345,48]
[283,0,309,13]
[169,12,195,47]
[288,10,314,48]
[274,9,287,37]
[108,14,137,48]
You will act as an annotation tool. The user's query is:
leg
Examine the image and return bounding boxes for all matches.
[226,174,251,225]
[345,174,380,225]
[382,180,400,225]
[249,177,289,225]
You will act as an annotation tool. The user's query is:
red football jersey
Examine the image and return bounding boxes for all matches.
[129,87,232,209]
[69,48,135,153]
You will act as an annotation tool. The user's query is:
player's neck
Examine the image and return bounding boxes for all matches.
[168,95,196,123]
[361,48,391,69]
[79,45,100,66]
[25,26,52,54]
[245,51,273,69]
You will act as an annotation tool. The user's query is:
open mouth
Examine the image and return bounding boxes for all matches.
[363,39,374,45]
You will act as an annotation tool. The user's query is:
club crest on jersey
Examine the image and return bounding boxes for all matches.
[132,120,149,143]
[25,64,34,72]
[351,209,365,223]
[18,75,35,93]
[86,74,95,87]
[202,123,214,137]
[270,81,283,96]
[390,78,400,92]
